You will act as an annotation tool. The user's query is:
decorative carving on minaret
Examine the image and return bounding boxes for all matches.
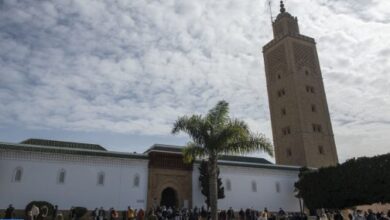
[267,44,287,81]
[293,42,317,73]
[273,22,284,38]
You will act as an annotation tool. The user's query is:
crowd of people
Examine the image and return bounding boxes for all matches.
[93,206,305,220]
[317,209,390,220]
[2,204,390,220]
[90,206,145,220]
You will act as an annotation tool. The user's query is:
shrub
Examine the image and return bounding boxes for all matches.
[25,201,54,217]
[73,207,88,219]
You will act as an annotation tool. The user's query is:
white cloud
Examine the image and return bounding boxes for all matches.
[0,0,389,162]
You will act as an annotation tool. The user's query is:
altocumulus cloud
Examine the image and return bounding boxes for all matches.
[0,0,389,161]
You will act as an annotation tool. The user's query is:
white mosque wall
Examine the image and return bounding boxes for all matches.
[192,163,301,212]
[0,148,301,212]
[0,150,149,210]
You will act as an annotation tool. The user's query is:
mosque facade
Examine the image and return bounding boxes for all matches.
[0,1,337,213]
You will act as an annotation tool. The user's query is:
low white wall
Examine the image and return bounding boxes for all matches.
[0,150,148,210]
[192,163,300,212]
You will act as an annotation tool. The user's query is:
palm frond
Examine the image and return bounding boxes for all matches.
[222,133,274,157]
[172,115,208,145]
[182,143,207,163]
[212,119,249,151]
[207,100,229,126]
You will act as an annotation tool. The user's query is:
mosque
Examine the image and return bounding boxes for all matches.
[0,2,338,212]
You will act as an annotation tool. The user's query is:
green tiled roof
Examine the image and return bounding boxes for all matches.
[0,142,148,160]
[216,161,301,171]
[21,138,107,151]
[0,140,301,171]
[144,144,183,154]
[219,155,272,164]
[145,145,300,171]
[144,145,273,164]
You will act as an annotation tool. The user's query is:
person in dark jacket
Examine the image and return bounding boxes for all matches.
[200,207,207,220]
[4,204,15,219]
[52,205,58,220]
[227,207,235,220]
[239,209,245,220]
[245,209,251,220]
[367,210,377,220]
[334,211,343,220]
[378,212,388,220]
[220,210,227,220]
[92,208,99,220]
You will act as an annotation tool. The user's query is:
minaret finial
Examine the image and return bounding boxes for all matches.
[280,1,286,13]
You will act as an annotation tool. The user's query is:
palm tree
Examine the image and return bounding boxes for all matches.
[172,100,273,220]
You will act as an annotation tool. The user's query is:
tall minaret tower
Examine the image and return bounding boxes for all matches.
[263,1,338,168]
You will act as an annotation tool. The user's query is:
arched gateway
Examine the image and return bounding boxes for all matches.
[146,145,193,209]
[160,187,178,208]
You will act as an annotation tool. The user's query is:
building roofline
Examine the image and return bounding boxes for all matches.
[21,138,107,151]
[0,142,148,160]
[193,159,302,171]
[218,155,272,164]
[0,141,304,171]
[218,160,302,171]
[144,144,183,154]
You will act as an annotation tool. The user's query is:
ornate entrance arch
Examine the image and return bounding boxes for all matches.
[160,187,178,208]
[146,150,193,209]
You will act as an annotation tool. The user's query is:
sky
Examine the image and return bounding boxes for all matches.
[0,0,389,163]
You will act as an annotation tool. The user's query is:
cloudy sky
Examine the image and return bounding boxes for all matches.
[0,0,389,162]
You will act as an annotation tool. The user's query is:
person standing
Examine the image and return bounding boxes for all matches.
[227,207,235,220]
[201,207,207,220]
[250,208,256,220]
[4,204,15,219]
[128,206,135,220]
[110,208,114,220]
[319,211,328,220]
[367,210,377,220]
[138,209,145,220]
[69,207,75,220]
[223,210,228,220]
[245,209,251,220]
[148,210,158,220]
[52,205,58,220]
[262,209,268,220]
[111,208,119,220]
[334,211,344,220]
[379,212,388,220]
[99,207,106,220]
[353,210,365,220]
[239,209,245,220]
[91,208,98,220]
[259,212,267,220]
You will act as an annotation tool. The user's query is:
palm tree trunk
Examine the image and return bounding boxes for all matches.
[208,155,218,220]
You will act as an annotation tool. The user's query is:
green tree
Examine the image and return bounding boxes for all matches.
[295,153,390,210]
[172,100,273,220]
[199,160,225,208]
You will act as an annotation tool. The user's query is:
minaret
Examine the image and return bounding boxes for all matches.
[263,1,338,168]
